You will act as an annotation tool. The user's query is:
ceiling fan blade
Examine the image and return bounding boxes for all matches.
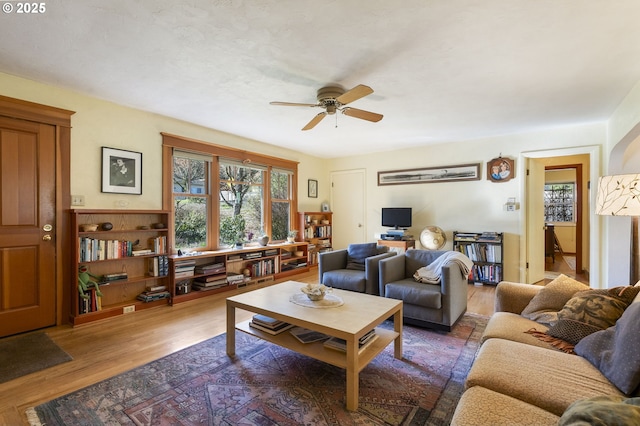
[302,112,327,131]
[336,84,374,105]
[270,101,319,107]
[342,107,383,122]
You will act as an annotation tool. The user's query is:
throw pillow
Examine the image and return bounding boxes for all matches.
[547,286,640,345]
[559,395,640,425]
[346,243,378,271]
[521,274,589,324]
[575,302,640,395]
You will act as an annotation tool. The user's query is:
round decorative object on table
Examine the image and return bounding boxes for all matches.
[101,222,113,231]
[290,292,344,308]
[258,235,269,246]
[151,223,166,229]
[420,226,446,250]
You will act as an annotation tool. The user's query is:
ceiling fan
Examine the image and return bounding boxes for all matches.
[270,84,383,131]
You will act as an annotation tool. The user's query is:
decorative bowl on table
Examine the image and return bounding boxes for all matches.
[80,224,99,232]
[301,284,326,301]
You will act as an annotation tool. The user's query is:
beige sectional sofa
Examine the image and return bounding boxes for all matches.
[451,277,640,425]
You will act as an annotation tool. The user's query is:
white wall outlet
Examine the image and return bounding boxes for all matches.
[71,195,85,206]
[123,305,135,314]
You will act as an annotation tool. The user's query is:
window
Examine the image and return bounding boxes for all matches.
[162,133,298,252]
[271,169,294,241]
[544,183,575,223]
[219,160,265,246]
[172,151,212,249]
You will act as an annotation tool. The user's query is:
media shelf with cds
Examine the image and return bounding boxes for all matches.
[70,209,172,325]
[168,242,310,304]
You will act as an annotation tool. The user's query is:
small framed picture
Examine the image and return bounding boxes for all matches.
[308,179,318,198]
[101,147,142,194]
[487,157,515,183]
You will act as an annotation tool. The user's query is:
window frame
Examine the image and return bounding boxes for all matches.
[162,133,299,253]
[544,182,576,224]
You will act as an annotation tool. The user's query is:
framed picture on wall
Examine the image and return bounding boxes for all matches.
[308,179,318,198]
[487,157,515,182]
[101,147,142,194]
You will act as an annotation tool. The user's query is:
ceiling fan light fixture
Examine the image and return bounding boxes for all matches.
[271,84,382,130]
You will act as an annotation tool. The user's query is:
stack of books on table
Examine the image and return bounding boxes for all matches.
[323,329,378,353]
[249,314,294,335]
[137,285,170,302]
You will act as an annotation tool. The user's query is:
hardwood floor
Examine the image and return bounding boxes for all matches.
[544,252,590,285]
[0,270,496,425]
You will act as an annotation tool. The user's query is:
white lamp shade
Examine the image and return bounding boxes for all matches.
[595,173,640,216]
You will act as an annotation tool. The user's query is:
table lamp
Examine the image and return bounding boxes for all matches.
[595,173,640,283]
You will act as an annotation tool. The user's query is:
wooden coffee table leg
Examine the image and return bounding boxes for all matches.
[226,301,236,356]
[394,307,403,359]
[345,336,359,410]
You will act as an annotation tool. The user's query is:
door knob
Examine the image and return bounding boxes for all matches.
[43,224,53,231]
[43,235,52,241]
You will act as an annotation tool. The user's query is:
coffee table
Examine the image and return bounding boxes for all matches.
[226,280,403,411]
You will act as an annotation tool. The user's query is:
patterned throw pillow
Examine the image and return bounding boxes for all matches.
[559,395,640,425]
[575,302,640,395]
[547,286,640,345]
[521,274,589,324]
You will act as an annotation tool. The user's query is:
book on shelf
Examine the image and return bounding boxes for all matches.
[193,282,227,291]
[289,327,330,344]
[252,314,285,328]
[195,273,227,283]
[137,290,170,302]
[132,249,154,256]
[145,284,167,292]
[249,320,294,335]
[194,263,225,275]
[226,273,246,284]
[322,331,378,353]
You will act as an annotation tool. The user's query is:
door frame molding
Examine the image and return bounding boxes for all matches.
[520,145,601,286]
[545,164,584,273]
[0,95,74,325]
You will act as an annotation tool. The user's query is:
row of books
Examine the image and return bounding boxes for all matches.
[78,287,102,314]
[472,264,503,283]
[147,255,169,277]
[456,243,502,263]
[302,225,331,239]
[78,236,167,262]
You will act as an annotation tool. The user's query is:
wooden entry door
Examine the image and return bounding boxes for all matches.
[0,116,56,337]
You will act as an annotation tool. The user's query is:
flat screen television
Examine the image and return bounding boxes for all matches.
[381,207,412,229]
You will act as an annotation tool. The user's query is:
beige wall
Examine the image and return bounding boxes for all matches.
[4,70,640,286]
[326,126,606,282]
[0,72,328,211]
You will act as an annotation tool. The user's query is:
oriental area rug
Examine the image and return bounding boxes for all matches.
[29,313,487,426]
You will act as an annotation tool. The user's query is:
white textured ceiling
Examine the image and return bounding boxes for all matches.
[2,1,640,158]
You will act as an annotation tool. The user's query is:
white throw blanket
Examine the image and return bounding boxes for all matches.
[413,251,474,284]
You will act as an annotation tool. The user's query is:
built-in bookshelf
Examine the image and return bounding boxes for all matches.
[168,242,309,304]
[70,209,172,325]
[453,231,503,285]
[298,211,333,266]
